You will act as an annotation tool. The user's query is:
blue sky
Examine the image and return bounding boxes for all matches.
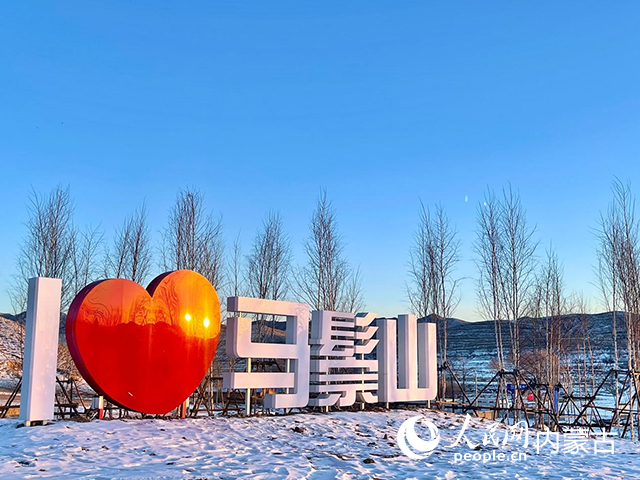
[1,2,639,319]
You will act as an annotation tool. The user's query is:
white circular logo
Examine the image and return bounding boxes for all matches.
[397,415,441,459]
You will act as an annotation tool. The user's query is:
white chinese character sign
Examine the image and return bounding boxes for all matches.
[378,314,437,403]
[224,296,310,409]
[223,296,437,409]
[309,311,378,407]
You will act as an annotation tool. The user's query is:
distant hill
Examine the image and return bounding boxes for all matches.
[439,312,626,384]
[421,313,469,328]
[0,311,627,390]
[444,312,626,353]
[0,315,77,388]
[0,312,67,340]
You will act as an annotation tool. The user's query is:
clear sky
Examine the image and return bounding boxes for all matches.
[1,2,639,320]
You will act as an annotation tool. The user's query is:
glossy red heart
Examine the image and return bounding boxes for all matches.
[66,270,220,414]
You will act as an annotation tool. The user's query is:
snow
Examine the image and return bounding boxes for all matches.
[0,407,637,479]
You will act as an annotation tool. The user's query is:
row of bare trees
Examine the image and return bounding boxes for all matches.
[409,186,614,395]
[408,179,640,398]
[8,186,363,319]
[407,186,540,373]
[474,187,589,390]
[11,180,640,400]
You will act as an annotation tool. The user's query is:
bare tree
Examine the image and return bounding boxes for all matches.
[598,179,640,439]
[475,190,507,370]
[245,212,292,340]
[407,203,461,364]
[162,188,226,397]
[596,214,620,369]
[475,187,537,371]
[72,225,104,295]
[245,212,291,301]
[597,180,640,372]
[595,180,640,428]
[162,188,225,289]
[407,202,433,324]
[227,233,244,298]
[295,190,362,312]
[343,266,365,315]
[9,186,77,311]
[532,246,568,386]
[500,186,537,369]
[524,276,547,381]
[573,293,596,397]
[105,204,152,283]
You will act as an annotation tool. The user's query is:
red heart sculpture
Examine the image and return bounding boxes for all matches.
[66,270,220,414]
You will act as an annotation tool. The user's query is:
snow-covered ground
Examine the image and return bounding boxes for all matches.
[0,407,638,479]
